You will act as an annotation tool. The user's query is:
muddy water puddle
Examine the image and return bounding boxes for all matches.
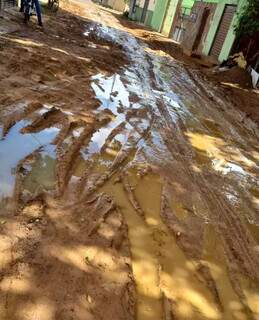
[1,23,255,320]
[81,73,131,160]
[22,145,57,195]
[82,29,259,319]
[100,169,259,319]
[91,73,130,110]
[101,172,226,320]
[0,120,59,204]
[0,20,258,320]
[81,72,149,164]
[186,131,258,180]
[201,224,255,320]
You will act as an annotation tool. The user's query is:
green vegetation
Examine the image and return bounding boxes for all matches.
[235,0,259,38]
[182,0,194,9]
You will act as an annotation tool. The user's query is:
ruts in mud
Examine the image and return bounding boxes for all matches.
[0,6,259,320]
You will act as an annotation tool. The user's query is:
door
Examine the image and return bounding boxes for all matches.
[210,5,236,58]
[192,7,211,52]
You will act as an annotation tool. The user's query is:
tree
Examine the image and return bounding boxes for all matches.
[235,0,259,38]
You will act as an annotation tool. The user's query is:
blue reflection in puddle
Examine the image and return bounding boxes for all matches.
[0,120,59,200]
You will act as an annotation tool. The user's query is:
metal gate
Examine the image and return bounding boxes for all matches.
[0,0,17,10]
[210,5,236,58]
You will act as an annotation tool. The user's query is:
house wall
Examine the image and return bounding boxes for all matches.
[195,2,217,54]
[107,0,126,12]
[182,0,194,10]
[131,5,142,20]
[179,2,216,55]
[129,0,156,26]
[181,3,206,54]
[202,0,246,61]
[150,0,169,31]
[145,10,154,25]
[160,0,179,36]
[148,0,156,10]
[130,0,189,33]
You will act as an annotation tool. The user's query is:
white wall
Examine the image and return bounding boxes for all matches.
[107,0,126,12]
[135,0,145,8]
[135,0,156,11]
[148,0,156,11]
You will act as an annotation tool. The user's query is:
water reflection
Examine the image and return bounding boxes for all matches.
[0,120,59,202]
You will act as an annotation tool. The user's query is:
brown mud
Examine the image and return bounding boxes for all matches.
[0,1,259,320]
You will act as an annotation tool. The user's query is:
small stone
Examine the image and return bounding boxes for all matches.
[113,177,121,184]
[176,231,181,237]
[0,220,6,225]
[87,295,92,304]
[85,256,90,264]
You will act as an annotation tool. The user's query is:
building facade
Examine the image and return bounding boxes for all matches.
[104,0,127,12]
[151,0,193,35]
[129,0,245,63]
[100,0,126,12]
[172,0,246,62]
[129,0,194,34]
[129,0,157,27]
[151,0,178,35]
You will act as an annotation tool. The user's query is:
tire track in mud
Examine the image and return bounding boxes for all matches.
[1,18,259,320]
[156,96,259,271]
[86,24,259,318]
[101,172,227,320]
[149,56,259,318]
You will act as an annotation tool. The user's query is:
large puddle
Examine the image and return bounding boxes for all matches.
[102,172,243,320]
[22,145,57,195]
[81,73,130,160]
[0,20,258,320]
[0,120,59,204]
[83,23,259,320]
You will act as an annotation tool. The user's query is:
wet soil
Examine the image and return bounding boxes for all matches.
[0,1,259,320]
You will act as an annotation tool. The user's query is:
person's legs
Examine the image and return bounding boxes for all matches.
[34,0,43,26]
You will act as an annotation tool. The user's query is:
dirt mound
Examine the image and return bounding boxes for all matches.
[210,66,252,88]
[203,66,259,125]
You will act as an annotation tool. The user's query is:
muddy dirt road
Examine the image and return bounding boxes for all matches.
[0,2,259,320]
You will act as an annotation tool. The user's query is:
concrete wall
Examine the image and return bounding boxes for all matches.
[145,10,154,25]
[161,0,179,36]
[129,0,156,26]
[202,0,246,62]
[148,0,156,10]
[129,0,188,34]
[150,0,169,31]
[181,3,207,55]
[130,0,156,11]
[107,0,126,12]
